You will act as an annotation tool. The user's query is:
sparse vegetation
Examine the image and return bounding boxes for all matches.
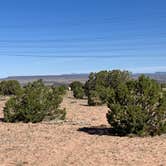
[88,90,101,106]
[161,83,166,91]
[70,81,84,99]
[0,80,22,96]
[70,81,83,91]
[0,70,166,137]
[107,75,166,136]
[52,85,67,96]
[85,70,131,105]
[3,80,66,123]
[73,86,84,99]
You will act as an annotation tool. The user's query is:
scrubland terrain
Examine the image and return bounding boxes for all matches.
[2,72,166,86]
[0,92,166,166]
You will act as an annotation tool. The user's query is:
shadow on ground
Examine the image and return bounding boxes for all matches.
[78,125,125,136]
[0,118,4,122]
[79,104,89,106]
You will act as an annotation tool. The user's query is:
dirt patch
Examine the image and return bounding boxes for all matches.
[0,93,166,166]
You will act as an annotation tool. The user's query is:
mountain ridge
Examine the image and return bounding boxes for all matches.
[1,72,166,85]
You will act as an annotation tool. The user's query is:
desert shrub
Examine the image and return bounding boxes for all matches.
[161,83,166,89]
[85,70,131,106]
[3,80,66,123]
[106,75,166,136]
[70,81,85,99]
[161,83,166,92]
[88,90,102,106]
[70,81,83,91]
[73,86,84,99]
[52,85,67,96]
[84,73,96,97]
[0,80,22,96]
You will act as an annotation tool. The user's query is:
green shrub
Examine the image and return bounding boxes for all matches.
[73,87,84,99]
[52,85,67,96]
[107,75,166,136]
[88,90,102,106]
[161,83,166,89]
[161,83,166,92]
[70,81,83,90]
[70,81,85,99]
[85,70,131,106]
[84,73,95,97]
[3,80,66,123]
[0,80,22,96]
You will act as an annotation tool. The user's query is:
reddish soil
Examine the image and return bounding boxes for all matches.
[0,93,166,166]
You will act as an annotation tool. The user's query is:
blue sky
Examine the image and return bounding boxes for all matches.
[0,0,166,77]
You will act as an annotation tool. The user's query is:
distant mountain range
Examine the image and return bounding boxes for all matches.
[0,74,89,86]
[1,72,166,86]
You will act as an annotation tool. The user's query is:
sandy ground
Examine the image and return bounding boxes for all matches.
[0,93,166,166]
